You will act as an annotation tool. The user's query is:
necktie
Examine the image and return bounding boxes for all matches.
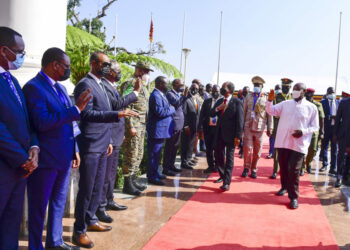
[193,98,198,111]
[1,71,23,107]
[54,83,69,108]
[222,98,227,116]
[100,82,111,109]
[330,100,333,116]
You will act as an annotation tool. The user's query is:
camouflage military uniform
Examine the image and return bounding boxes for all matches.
[272,92,292,173]
[302,100,325,169]
[120,77,149,177]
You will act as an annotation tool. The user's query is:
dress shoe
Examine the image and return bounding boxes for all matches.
[250,172,257,179]
[163,169,176,176]
[87,222,112,232]
[106,202,127,211]
[328,169,337,176]
[300,169,305,176]
[123,176,142,196]
[45,242,80,250]
[319,165,327,172]
[193,157,199,161]
[181,164,193,170]
[276,188,287,196]
[214,177,223,183]
[220,184,230,191]
[132,175,147,191]
[266,154,273,159]
[159,174,167,180]
[188,161,197,166]
[203,167,214,174]
[241,168,249,178]
[212,168,218,173]
[335,178,342,188]
[306,165,312,174]
[96,210,113,223]
[72,232,93,249]
[290,199,298,209]
[270,172,277,179]
[148,178,165,186]
[169,166,182,172]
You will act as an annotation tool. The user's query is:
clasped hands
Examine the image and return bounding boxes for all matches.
[22,147,39,178]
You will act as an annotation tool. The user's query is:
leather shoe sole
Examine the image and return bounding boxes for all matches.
[72,232,94,249]
[106,203,127,211]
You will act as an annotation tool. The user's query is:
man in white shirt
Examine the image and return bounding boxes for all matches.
[266,83,319,209]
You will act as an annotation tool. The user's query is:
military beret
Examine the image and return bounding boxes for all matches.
[281,78,293,85]
[306,88,315,93]
[132,61,154,72]
[252,76,265,84]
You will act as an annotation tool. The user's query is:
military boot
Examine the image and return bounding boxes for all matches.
[123,176,141,196]
[132,175,147,191]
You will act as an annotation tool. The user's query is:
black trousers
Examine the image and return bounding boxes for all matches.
[163,130,182,170]
[278,148,304,200]
[215,131,235,185]
[98,146,120,212]
[337,138,350,180]
[204,126,218,169]
[181,130,196,165]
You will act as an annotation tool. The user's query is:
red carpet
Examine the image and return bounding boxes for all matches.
[143,140,339,250]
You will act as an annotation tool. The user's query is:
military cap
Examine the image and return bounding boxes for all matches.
[132,61,154,72]
[306,88,315,93]
[251,76,265,84]
[281,78,293,85]
[342,91,350,97]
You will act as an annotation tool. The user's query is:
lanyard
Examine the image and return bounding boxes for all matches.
[253,93,259,110]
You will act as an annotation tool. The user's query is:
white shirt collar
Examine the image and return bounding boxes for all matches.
[88,72,102,84]
[0,66,5,74]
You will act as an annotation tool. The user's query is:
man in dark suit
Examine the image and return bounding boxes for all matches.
[96,60,140,223]
[199,85,220,173]
[147,76,175,185]
[73,52,138,248]
[211,82,244,191]
[0,27,39,250]
[181,82,201,170]
[334,97,350,187]
[23,48,91,250]
[320,87,340,174]
[162,79,188,176]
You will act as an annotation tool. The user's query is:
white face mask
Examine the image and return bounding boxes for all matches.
[275,89,282,94]
[327,94,335,100]
[142,74,150,83]
[292,90,301,99]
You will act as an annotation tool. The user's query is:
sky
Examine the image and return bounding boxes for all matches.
[77,0,350,94]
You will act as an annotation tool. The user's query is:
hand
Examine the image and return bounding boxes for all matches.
[184,126,191,136]
[346,147,350,155]
[216,102,227,112]
[268,89,275,102]
[107,144,113,156]
[118,109,139,118]
[234,138,240,147]
[76,88,92,111]
[134,77,141,93]
[72,152,80,169]
[292,130,303,138]
[130,128,138,137]
[184,87,189,97]
[21,147,40,175]
[267,130,272,137]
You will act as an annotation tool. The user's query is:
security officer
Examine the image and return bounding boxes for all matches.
[120,61,152,195]
[270,78,293,179]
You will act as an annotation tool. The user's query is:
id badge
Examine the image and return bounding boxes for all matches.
[251,111,255,119]
[73,121,81,137]
[209,117,217,126]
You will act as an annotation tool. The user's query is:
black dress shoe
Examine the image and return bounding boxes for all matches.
[159,174,167,180]
[214,178,223,183]
[266,154,273,159]
[335,178,342,188]
[329,169,337,176]
[96,210,113,223]
[132,175,147,191]
[270,172,277,179]
[123,176,142,196]
[188,161,197,166]
[163,169,176,176]
[250,172,257,179]
[169,166,182,172]
[220,184,230,191]
[203,167,214,174]
[46,242,80,250]
[241,168,249,178]
[276,188,287,196]
[181,164,193,170]
[300,169,305,176]
[290,199,298,209]
[306,165,312,174]
[106,202,127,211]
[148,178,165,186]
[319,165,327,172]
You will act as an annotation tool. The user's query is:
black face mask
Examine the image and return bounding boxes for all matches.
[212,92,219,99]
[115,71,122,82]
[282,86,290,94]
[190,88,198,96]
[220,88,227,96]
[97,65,111,76]
[242,91,248,97]
[59,67,71,81]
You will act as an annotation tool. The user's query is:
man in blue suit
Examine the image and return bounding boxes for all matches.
[23,48,92,250]
[320,87,340,174]
[147,76,175,185]
[0,26,39,250]
[73,52,138,248]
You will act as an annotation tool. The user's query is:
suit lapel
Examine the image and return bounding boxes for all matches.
[88,75,110,109]
[0,74,24,111]
[37,73,67,110]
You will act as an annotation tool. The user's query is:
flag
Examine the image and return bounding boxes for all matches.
[149,16,153,43]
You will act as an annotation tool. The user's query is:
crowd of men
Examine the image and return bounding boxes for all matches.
[1,26,350,250]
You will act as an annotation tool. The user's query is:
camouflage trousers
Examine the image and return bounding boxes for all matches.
[302,132,319,170]
[122,125,146,177]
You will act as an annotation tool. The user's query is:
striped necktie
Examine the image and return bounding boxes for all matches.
[1,71,23,107]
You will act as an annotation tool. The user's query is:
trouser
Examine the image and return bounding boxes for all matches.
[74,151,108,234]
[337,138,350,180]
[321,126,338,170]
[98,146,120,213]
[200,139,206,151]
[204,126,218,169]
[0,168,26,250]
[181,130,196,165]
[147,137,165,180]
[302,133,319,170]
[122,125,146,177]
[239,139,244,155]
[215,132,235,185]
[243,129,264,172]
[163,130,182,171]
[278,148,305,200]
[28,166,71,249]
[269,136,274,156]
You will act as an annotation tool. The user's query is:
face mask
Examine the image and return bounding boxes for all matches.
[190,88,197,95]
[292,90,302,99]
[282,86,290,94]
[253,87,261,93]
[220,88,227,96]
[327,94,335,100]
[115,71,122,82]
[242,91,248,97]
[212,92,219,99]
[142,74,150,82]
[275,89,282,94]
[178,87,184,93]
[8,53,25,70]
[59,67,71,81]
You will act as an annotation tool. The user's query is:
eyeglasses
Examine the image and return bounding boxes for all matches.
[4,46,26,58]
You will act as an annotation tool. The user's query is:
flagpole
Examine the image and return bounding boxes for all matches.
[335,11,342,94]
[114,14,117,56]
[180,12,186,73]
[216,11,223,86]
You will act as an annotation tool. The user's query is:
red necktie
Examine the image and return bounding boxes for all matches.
[221,98,227,116]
